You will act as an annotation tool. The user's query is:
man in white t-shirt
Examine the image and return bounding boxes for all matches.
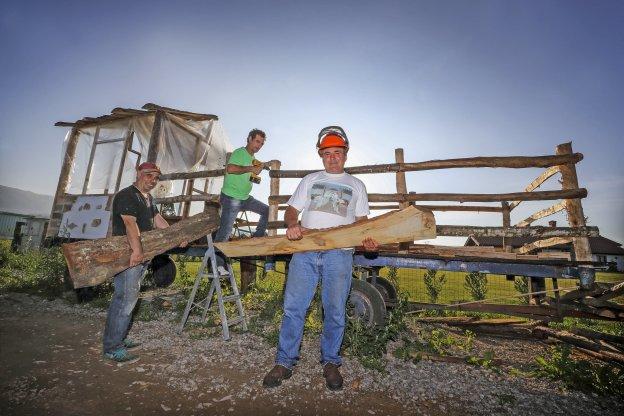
[262,126,378,391]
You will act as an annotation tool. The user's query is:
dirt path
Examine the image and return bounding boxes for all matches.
[0,294,433,416]
[1,293,621,416]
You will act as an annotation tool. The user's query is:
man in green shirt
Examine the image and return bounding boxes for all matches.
[215,129,272,242]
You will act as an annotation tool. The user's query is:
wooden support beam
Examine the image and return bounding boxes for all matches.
[154,194,219,204]
[395,149,410,251]
[508,166,560,210]
[146,110,164,163]
[48,126,81,238]
[141,103,218,121]
[556,142,592,288]
[269,188,587,204]
[279,204,503,212]
[159,168,225,181]
[501,201,511,227]
[114,130,134,193]
[437,225,598,238]
[267,160,281,237]
[270,154,582,178]
[516,237,574,254]
[515,201,566,227]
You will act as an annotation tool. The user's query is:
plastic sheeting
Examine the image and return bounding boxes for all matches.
[63,114,232,199]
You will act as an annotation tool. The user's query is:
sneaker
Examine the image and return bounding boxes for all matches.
[217,266,229,276]
[123,339,141,349]
[323,363,343,390]
[103,347,139,363]
[262,365,293,388]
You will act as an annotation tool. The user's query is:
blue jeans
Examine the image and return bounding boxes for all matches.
[214,193,269,242]
[276,249,354,369]
[102,263,147,353]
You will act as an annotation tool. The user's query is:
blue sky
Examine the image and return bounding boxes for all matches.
[0,0,622,243]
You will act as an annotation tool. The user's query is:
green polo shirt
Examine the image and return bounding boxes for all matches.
[221,147,253,200]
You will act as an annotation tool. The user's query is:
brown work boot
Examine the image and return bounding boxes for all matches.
[262,364,292,388]
[323,363,343,390]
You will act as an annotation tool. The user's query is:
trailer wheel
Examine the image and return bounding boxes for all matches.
[367,276,398,305]
[347,279,386,326]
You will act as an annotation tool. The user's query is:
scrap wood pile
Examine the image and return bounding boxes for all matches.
[415,314,624,366]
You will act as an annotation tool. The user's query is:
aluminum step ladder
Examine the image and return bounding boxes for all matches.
[177,234,247,340]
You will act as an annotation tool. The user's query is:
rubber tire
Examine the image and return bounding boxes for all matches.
[151,255,177,287]
[367,276,398,304]
[347,279,387,326]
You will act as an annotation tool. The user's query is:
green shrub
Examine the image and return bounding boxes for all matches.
[535,345,624,397]
[0,245,67,298]
[514,276,530,304]
[343,293,408,371]
[423,269,446,303]
[464,271,488,301]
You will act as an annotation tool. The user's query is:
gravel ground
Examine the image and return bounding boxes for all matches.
[0,292,621,416]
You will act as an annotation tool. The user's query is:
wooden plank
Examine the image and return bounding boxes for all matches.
[508,166,560,210]
[532,326,624,364]
[114,130,134,193]
[516,237,574,254]
[141,103,218,121]
[215,205,435,257]
[269,188,587,204]
[515,201,566,227]
[395,149,410,252]
[159,168,225,181]
[270,154,582,178]
[62,205,220,289]
[436,224,598,238]
[570,327,624,346]
[280,204,504,212]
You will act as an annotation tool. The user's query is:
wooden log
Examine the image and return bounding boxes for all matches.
[570,327,624,346]
[436,224,599,238]
[280,204,505,212]
[508,166,560,210]
[532,326,624,364]
[269,188,587,204]
[48,126,81,238]
[407,351,505,366]
[215,205,435,257]
[160,168,226,181]
[515,201,566,227]
[62,205,220,289]
[154,194,219,204]
[267,160,281,237]
[395,149,410,252]
[501,201,511,227]
[82,127,101,194]
[516,237,574,254]
[414,317,527,326]
[556,143,592,286]
[270,154,582,178]
[147,110,164,163]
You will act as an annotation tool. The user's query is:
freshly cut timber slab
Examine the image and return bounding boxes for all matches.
[63,205,220,289]
[215,205,435,257]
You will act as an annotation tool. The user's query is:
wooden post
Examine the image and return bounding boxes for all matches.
[147,110,164,163]
[114,130,134,193]
[501,202,510,227]
[556,142,593,288]
[47,126,81,238]
[395,149,410,252]
[267,160,281,237]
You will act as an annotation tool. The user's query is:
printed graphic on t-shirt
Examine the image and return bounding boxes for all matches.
[309,182,353,217]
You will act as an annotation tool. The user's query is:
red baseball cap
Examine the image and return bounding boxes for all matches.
[137,162,161,173]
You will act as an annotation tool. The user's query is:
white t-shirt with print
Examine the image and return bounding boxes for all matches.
[287,171,370,230]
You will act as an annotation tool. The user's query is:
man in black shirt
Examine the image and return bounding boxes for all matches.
[103,162,174,363]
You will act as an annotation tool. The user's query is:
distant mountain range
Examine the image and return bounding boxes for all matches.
[0,185,54,217]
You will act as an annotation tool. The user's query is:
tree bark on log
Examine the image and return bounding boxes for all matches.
[62,205,220,289]
[532,326,624,364]
[269,188,587,204]
[270,154,582,178]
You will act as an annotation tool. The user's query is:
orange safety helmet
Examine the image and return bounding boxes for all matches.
[317,126,349,151]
